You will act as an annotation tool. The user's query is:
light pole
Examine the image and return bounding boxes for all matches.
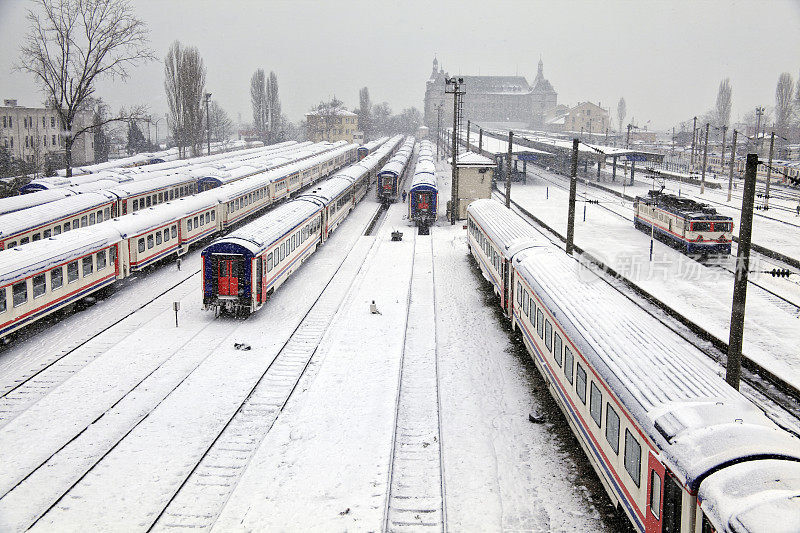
[436,103,443,160]
[205,92,212,156]
[445,77,465,224]
[150,116,164,149]
[754,106,764,153]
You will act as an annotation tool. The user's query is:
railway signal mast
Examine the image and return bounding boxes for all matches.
[445,77,465,224]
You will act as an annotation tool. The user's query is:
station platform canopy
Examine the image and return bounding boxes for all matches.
[500,129,665,163]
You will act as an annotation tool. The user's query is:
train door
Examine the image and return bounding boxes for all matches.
[256,257,263,304]
[661,467,683,533]
[213,255,240,298]
[502,258,511,316]
[645,454,666,532]
[417,192,431,217]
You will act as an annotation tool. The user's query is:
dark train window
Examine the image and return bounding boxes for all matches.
[33,233,41,242]
[81,216,88,227]
[188,219,193,231]
[54,226,61,236]
[44,229,52,238]
[97,210,103,223]
[110,246,117,264]
[194,216,199,228]
[33,274,46,298]
[576,363,587,403]
[89,213,95,225]
[650,470,662,519]
[0,287,5,313]
[691,221,711,232]
[544,320,553,351]
[606,404,620,454]
[199,215,205,226]
[590,382,602,427]
[522,291,528,316]
[73,218,79,228]
[147,235,154,249]
[82,256,93,276]
[51,267,63,290]
[133,199,139,211]
[146,196,151,207]
[210,211,215,221]
[529,297,535,321]
[169,190,174,200]
[97,250,106,270]
[267,253,273,272]
[553,333,563,367]
[138,238,145,253]
[156,232,162,245]
[536,309,544,338]
[624,430,641,487]
[13,281,27,307]
[67,261,79,282]
[158,192,163,203]
[280,243,285,261]
[171,226,177,239]
[164,229,170,242]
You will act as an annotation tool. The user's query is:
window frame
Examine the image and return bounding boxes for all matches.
[590,381,603,427]
[624,429,642,487]
[606,404,620,454]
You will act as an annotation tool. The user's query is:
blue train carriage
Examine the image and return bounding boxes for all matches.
[408,160,438,228]
[377,137,415,205]
[202,199,323,315]
[633,191,733,255]
[357,137,389,160]
[467,199,800,533]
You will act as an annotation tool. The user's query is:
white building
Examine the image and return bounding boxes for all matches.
[0,98,94,167]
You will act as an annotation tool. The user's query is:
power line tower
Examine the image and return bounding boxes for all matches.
[446,77,465,224]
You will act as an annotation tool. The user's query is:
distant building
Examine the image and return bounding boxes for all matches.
[305,109,359,142]
[563,101,610,136]
[424,57,558,131]
[453,151,495,220]
[353,131,364,144]
[0,98,94,166]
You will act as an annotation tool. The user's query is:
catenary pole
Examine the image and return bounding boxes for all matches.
[690,116,697,169]
[727,130,738,202]
[505,131,513,208]
[566,139,579,255]
[765,131,774,209]
[700,122,709,194]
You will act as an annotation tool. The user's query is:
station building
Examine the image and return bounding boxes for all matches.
[305,109,359,143]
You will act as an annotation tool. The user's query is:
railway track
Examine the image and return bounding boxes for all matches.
[384,232,446,533]
[493,189,800,435]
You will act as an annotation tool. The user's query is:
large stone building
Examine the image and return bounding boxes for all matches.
[0,98,94,167]
[424,57,557,131]
[305,109,359,143]
[563,101,610,135]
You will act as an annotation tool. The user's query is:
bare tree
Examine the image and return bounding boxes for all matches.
[17,0,154,176]
[267,71,282,142]
[164,40,206,158]
[250,69,268,142]
[357,87,372,138]
[209,101,233,144]
[617,97,626,133]
[715,78,732,129]
[775,72,794,139]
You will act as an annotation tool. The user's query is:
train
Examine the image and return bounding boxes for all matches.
[0,141,373,339]
[706,155,800,188]
[201,135,404,315]
[408,140,438,230]
[633,190,734,255]
[466,198,800,533]
[0,141,344,251]
[376,136,415,205]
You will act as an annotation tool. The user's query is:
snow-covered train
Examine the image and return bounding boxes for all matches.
[0,141,340,250]
[201,135,404,315]
[467,198,800,533]
[408,140,438,228]
[376,136,415,205]
[633,191,734,255]
[0,142,370,339]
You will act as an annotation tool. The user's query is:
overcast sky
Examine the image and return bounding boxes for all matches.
[1,0,799,132]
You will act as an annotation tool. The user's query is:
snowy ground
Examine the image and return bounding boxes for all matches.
[505,168,800,395]
[0,166,624,531]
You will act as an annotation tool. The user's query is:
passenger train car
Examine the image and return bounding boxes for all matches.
[408,140,438,228]
[707,155,800,188]
[0,142,363,339]
[467,198,800,533]
[377,136,415,205]
[633,191,733,255]
[201,136,401,315]
[357,137,389,160]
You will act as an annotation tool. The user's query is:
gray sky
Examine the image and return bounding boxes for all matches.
[1,0,799,131]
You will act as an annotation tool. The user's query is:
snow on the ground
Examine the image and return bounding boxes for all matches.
[507,175,800,392]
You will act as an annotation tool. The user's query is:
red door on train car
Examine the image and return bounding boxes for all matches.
[218,259,238,297]
[645,453,666,532]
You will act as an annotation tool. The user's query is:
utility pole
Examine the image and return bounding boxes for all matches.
[690,116,697,169]
[446,77,465,225]
[720,125,727,169]
[204,92,212,156]
[505,131,513,208]
[765,131,775,209]
[566,139,579,255]
[727,130,738,202]
[467,120,471,150]
[436,104,442,160]
[754,106,764,154]
[700,123,709,194]
[478,128,483,154]
[726,153,759,390]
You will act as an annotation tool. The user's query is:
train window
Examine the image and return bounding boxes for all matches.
[624,429,641,487]
[82,256,93,276]
[606,404,620,453]
[89,213,95,225]
[65,221,72,232]
[188,219,193,231]
[73,218,79,229]
[194,216,199,228]
[576,363,587,404]
[171,226,177,239]
[32,233,41,242]
[169,190,174,200]
[553,333,563,367]
[210,211,215,221]
[536,309,544,339]
[104,208,110,220]
[207,212,212,223]
[156,232,162,245]
[544,320,553,351]
[522,291,528,316]
[138,238,145,253]
[147,235,154,249]
[44,229,52,238]
[67,261,79,282]
[33,274,46,298]
[164,229,169,242]
[692,221,711,232]
[97,250,106,270]
[97,210,103,223]
[199,215,205,227]
[650,470,661,519]
[54,226,61,235]
[267,253,273,272]
[133,199,139,211]
[110,247,116,265]
[0,287,5,313]
[146,196,152,207]
[158,192,163,203]
[51,267,63,290]
[590,382,602,427]
[516,281,522,303]
[81,216,87,227]
[13,281,27,307]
